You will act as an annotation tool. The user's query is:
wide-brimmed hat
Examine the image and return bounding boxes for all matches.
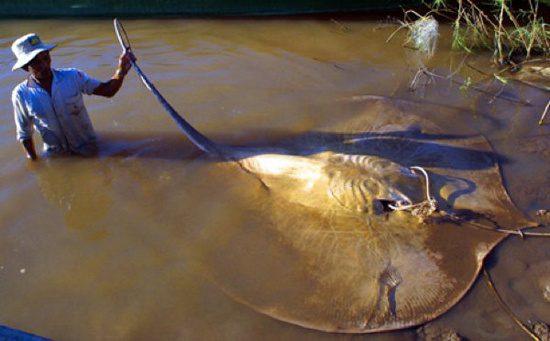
[11,33,56,71]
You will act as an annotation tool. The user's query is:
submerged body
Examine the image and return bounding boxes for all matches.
[201,108,531,332]
[115,21,533,332]
[129,70,528,331]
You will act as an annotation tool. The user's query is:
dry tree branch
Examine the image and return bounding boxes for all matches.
[462,219,550,237]
[496,0,506,64]
[539,100,550,125]
[410,66,532,106]
[463,0,499,31]
[484,268,542,341]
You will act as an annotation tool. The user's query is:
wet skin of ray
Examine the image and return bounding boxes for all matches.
[111,21,534,331]
[150,93,527,332]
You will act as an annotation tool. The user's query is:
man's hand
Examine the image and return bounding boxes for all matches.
[22,138,37,161]
[115,50,136,78]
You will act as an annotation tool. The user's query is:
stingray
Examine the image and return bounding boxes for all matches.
[114,19,537,333]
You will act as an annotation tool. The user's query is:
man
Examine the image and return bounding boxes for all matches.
[11,33,134,160]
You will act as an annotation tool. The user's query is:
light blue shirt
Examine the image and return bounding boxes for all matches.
[12,68,102,155]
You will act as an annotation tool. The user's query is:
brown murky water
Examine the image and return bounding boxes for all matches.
[0,19,548,340]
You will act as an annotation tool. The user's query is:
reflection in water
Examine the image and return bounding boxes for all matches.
[36,159,113,232]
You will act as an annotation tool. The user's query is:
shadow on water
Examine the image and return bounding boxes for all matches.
[292,128,500,171]
[95,125,501,172]
[96,131,206,160]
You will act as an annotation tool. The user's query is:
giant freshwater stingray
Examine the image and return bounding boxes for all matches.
[114,19,536,333]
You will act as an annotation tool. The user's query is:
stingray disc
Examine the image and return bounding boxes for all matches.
[204,97,533,333]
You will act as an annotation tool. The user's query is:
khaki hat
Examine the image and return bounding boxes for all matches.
[11,33,56,71]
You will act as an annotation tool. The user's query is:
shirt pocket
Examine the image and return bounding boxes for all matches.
[65,93,84,116]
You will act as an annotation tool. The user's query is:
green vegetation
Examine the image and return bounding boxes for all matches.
[389,1,548,108]
[429,0,549,64]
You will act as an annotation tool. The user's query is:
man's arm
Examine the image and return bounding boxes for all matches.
[92,51,134,98]
[21,138,37,160]
[13,90,37,160]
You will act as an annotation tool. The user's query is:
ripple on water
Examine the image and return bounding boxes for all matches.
[0,18,548,340]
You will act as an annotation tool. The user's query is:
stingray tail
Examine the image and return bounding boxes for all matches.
[133,62,219,154]
[114,18,219,155]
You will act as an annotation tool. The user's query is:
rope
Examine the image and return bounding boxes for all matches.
[389,166,438,219]
[389,167,550,236]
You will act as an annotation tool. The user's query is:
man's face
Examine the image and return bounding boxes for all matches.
[26,50,52,79]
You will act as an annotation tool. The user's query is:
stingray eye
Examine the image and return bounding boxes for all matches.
[376,199,396,213]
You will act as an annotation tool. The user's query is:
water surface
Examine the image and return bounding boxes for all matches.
[0,19,548,340]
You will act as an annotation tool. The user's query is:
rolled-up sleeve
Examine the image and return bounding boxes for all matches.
[75,69,102,95]
[12,90,32,142]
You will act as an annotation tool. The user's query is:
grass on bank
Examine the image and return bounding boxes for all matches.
[429,0,549,64]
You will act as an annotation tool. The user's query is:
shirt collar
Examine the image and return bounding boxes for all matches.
[26,68,57,88]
